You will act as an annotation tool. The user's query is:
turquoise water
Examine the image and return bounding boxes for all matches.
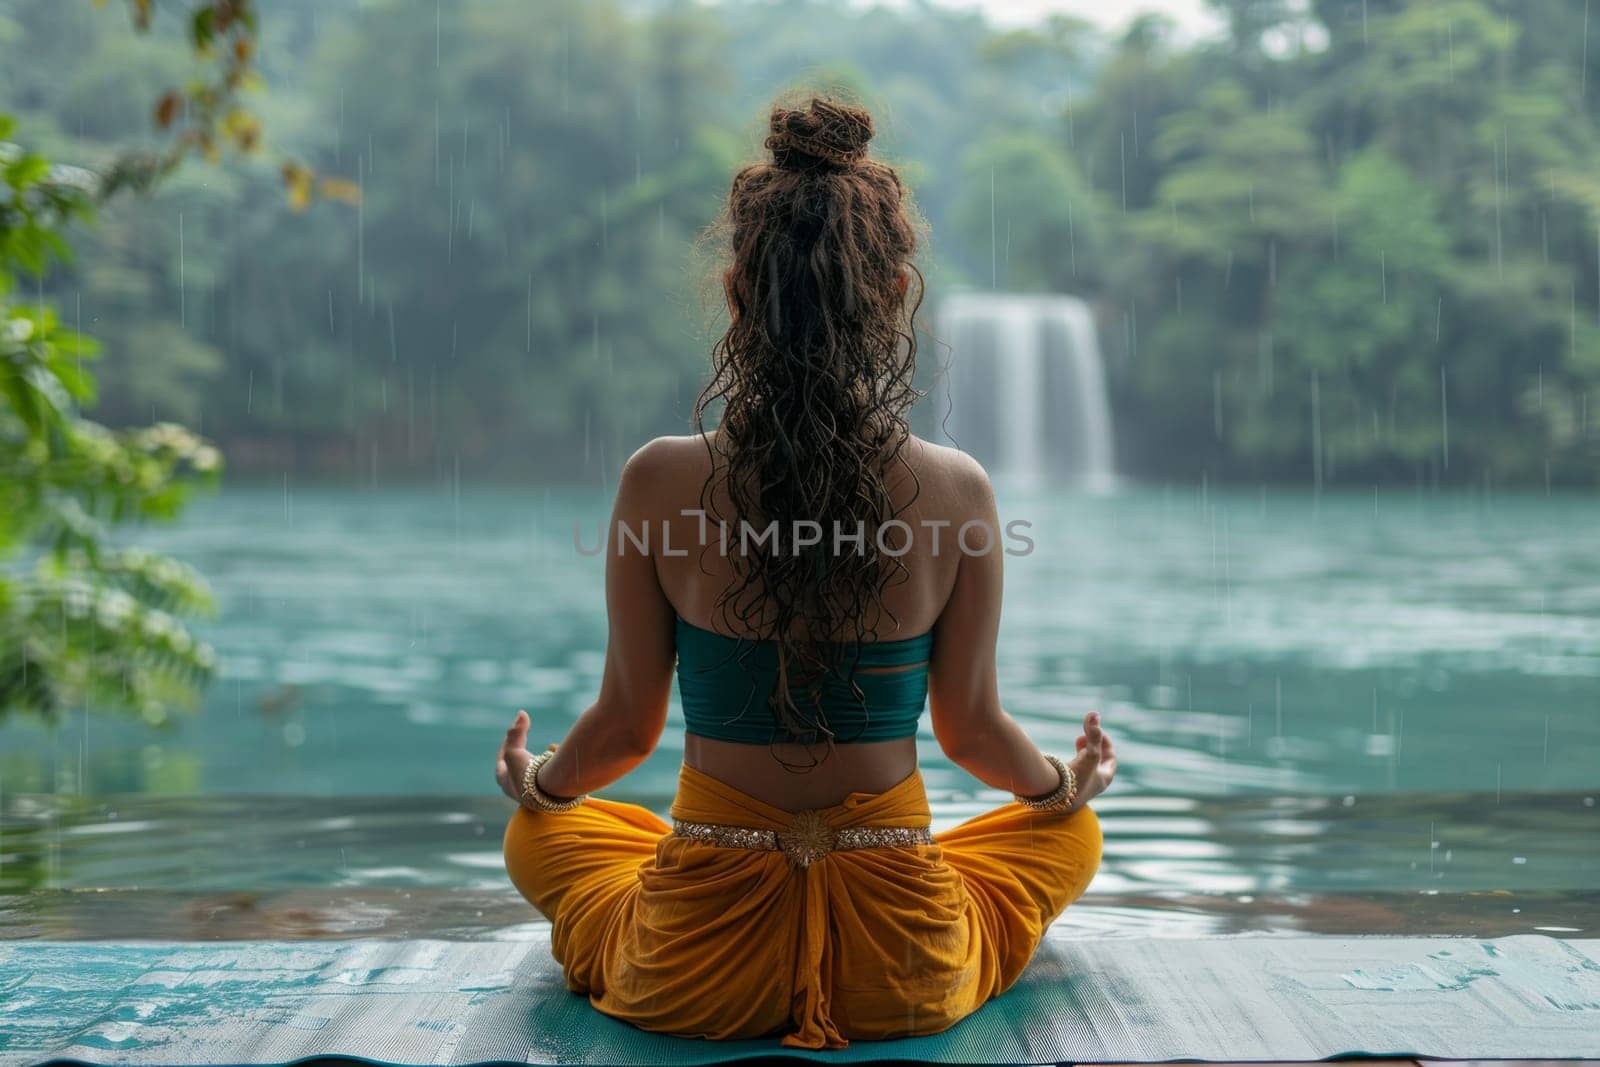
[2,485,1597,934]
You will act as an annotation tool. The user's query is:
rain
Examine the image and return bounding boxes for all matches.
[0,0,1594,968]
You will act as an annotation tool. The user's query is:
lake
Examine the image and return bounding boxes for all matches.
[2,484,1596,938]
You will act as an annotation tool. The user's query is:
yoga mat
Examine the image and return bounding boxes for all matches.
[3,932,1598,1065]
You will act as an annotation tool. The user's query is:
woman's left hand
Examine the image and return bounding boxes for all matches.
[495,710,534,804]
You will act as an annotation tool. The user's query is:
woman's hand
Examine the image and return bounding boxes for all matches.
[1066,710,1117,812]
[495,709,534,805]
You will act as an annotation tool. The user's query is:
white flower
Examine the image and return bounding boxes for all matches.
[63,582,93,619]
[96,589,136,629]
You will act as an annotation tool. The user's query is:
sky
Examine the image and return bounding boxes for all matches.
[874,0,1224,36]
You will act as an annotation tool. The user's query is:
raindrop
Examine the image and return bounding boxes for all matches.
[989,166,996,288]
[1440,364,1449,468]
[1119,132,1127,211]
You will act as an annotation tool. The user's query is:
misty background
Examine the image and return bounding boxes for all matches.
[7,0,1599,489]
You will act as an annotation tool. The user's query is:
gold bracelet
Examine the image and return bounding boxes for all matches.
[1013,753,1077,813]
[520,744,586,813]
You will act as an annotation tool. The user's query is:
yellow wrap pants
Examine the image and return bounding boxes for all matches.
[502,761,1101,1050]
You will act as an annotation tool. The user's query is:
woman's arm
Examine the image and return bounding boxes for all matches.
[499,441,676,801]
[925,454,1062,797]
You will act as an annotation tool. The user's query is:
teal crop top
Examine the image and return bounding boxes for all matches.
[676,616,932,744]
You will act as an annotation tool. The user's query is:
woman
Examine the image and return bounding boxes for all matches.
[495,94,1115,1051]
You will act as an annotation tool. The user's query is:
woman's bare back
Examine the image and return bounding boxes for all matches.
[644,431,992,809]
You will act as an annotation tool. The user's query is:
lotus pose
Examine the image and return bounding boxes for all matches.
[495,94,1116,1050]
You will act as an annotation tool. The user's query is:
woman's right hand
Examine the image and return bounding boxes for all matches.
[1066,710,1116,812]
[495,709,534,805]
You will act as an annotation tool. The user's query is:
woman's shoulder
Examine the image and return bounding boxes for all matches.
[616,431,996,518]
[897,434,995,511]
[621,434,713,479]
[614,435,715,515]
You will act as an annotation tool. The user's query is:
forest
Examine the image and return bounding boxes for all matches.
[4,0,1600,489]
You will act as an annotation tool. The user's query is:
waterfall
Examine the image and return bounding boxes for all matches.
[933,292,1116,492]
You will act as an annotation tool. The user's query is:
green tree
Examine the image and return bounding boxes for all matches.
[1269,150,1449,473]
[0,115,220,722]
[1046,0,1600,484]
[953,131,1101,290]
[1,0,345,723]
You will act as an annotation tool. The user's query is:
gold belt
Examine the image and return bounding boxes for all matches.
[672,809,935,869]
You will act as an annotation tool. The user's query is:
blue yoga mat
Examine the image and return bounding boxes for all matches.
[3,931,1598,1064]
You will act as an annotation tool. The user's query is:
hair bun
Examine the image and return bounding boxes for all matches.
[765,97,874,172]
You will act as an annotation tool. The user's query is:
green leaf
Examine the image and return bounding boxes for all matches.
[192,7,215,47]
[4,152,49,189]
[48,356,98,404]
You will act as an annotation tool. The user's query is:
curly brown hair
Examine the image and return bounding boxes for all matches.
[694,93,927,769]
